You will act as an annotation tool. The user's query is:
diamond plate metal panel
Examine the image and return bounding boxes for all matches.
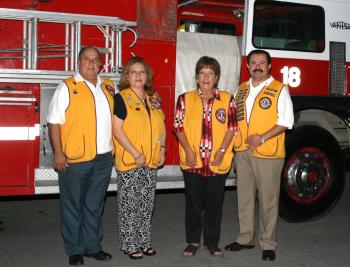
[329,42,346,95]
[34,166,236,194]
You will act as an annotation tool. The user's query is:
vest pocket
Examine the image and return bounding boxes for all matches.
[179,145,200,168]
[122,149,136,166]
[152,143,161,165]
[179,146,188,167]
[64,136,85,160]
[217,151,234,173]
[233,129,243,149]
[255,138,278,157]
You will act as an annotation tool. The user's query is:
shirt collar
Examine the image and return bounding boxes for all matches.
[197,88,221,100]
[74,72,102,87]
[249,76,274,90]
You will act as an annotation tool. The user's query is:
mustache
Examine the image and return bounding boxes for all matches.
[253,69,263,73]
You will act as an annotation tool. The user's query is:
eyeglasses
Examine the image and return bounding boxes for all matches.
[249,61,267,66]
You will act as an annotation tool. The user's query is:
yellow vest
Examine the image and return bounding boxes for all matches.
[115,88,165,171]
[179,89,234,174]
[60,76,114,163]
[234,80,286,158]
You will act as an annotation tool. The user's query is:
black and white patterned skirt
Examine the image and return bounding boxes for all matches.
[116,166,157,253]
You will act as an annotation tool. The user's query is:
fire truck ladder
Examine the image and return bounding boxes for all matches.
[0,8,137,84]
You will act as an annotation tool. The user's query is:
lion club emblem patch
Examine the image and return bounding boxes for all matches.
[259,97,272,109]
[105,85,115,95]
[149,97,162,109]
[215,108,226,123]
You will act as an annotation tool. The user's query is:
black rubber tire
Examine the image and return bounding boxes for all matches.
[279,125,345,222]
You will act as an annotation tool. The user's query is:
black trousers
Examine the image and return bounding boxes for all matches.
[183,171,227,247]
[58,152,113,256]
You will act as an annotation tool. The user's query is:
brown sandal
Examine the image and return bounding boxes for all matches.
[124,251,143,260]
[142,247,156,256]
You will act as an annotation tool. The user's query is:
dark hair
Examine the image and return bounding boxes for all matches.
[195,56,220,88]
[119,57,154,96]
[78,46,102,62]
[247,49,271,65]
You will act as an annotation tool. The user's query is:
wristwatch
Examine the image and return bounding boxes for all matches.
[260,135,266,144]
[219,147,226,153]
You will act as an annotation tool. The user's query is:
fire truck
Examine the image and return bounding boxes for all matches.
[0,0,349,222]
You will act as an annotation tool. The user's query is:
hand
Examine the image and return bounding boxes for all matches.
[53,152,69,172]
[185,149,196,167]
[157,149,166,167]
[245,134,262,150]
[211,150,224,166]
[135,153,146,167]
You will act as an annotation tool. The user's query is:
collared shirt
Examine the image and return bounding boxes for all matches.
[245,76,294,129]
[47,73,112,154]
[174,88,237,176]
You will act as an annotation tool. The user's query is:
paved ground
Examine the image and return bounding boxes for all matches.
[1,174,350,267]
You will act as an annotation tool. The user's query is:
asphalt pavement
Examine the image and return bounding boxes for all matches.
[1,174,350,267]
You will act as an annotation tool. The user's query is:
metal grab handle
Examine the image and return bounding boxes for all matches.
[0,90,33,95]
[42,124,47,156]
[0,102,32,106]
[126,27,138,48]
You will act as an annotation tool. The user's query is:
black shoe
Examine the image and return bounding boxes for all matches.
[207,245,223,257]
[182,244,200,257]
[69,255,84,265]
[262,250,276,261]
[224,242,255,251]
[84,250,112,261]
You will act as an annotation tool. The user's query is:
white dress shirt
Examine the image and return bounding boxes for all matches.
[245,76,294,129]
[47,73,112,154]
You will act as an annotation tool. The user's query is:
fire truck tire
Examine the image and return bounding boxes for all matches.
[279,125,345,222]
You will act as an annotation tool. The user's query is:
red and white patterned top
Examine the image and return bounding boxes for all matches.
[174,88,238,176]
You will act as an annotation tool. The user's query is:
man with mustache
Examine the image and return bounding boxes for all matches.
[225,49,294,261]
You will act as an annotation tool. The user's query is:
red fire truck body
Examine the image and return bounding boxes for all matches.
[0,0,349,221]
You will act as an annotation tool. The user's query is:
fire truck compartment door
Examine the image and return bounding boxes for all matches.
[0,96,37,188]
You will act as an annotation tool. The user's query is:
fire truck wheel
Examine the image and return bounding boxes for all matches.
[279,125,345,222]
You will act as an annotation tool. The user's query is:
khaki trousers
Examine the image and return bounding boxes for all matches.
[235,150,284,250]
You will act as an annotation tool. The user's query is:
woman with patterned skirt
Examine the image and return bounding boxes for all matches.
[112,57,166,260]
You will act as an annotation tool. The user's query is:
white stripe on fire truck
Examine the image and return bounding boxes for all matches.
[0,124,40,140]
[0,96,36,102]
